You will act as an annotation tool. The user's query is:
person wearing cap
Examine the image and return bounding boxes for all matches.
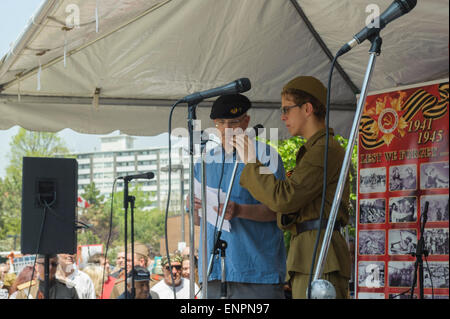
[234,76,351,299]
[150,254,200,299]
[117,266,157,299]
[112,242,151,297]
[189,93,287,299]
[15,254,79,299]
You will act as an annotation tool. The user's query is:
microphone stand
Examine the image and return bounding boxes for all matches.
[123,177,136,299]
[187,102,199,299]
[200,136,208,299]
[410,201,429,299]
[206,151,240,299]
[44,254,50,299]
[312,32,383,290]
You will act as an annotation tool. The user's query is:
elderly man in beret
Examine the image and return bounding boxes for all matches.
[234,76,351,299]
[189,93,287,299]
[150,254,200,299]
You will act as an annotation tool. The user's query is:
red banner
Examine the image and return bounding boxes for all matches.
[356,80,449,299]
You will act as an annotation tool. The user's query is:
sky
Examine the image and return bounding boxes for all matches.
[0,1,167,178]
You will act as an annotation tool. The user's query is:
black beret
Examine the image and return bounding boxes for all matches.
[210,94,251,119]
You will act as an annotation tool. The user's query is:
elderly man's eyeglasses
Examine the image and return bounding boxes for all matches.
[165,265,182,271]
[280,104,302,115]
[215,116,246,127]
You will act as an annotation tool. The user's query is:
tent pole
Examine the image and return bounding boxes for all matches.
[289,0,360,96]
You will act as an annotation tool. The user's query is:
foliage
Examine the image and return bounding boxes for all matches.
[271,134,358,253]
[6,128,70,178]
[77,182,164,256]
[0,176,22,245]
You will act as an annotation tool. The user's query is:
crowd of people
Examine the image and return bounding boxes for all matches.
[1,75,354,299]
[0,243,201,299]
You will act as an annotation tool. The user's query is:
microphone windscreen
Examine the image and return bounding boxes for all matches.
[237,78,251,93]
[398,0,417,12]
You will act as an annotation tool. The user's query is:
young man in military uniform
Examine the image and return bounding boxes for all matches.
[190,94,287,299]
[15,254,79,299]
[234,76,351,299]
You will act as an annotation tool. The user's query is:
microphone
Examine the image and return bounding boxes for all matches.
[118,172,155,181]
[180,78,251,104]
[337,0,417,56]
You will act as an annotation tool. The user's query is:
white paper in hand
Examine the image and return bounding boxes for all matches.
[194,179,231,232]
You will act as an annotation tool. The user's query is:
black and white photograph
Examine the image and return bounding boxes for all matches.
[424,228,449,255]
[358,261,385,288]
[388,196,417,223]
[359,198,386,224]
[420,161,449,190]
[358,293,385,299]
[389,293,416,299]
[360,167,386,194]
[424,262,449,289]
[389,164,417,191]
[421,195,449,222]
[388,261,415,288]
[425,294,450,299]
[388,229,417,255]
[358,230,385,256]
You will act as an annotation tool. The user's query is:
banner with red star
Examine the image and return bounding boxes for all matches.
[356,80,449,300]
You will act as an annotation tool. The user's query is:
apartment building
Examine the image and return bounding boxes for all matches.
[74,134,190,212]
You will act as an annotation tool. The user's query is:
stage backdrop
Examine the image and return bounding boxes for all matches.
[356,79,449,299]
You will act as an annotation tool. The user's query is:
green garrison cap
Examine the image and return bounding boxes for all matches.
[283,76,327,107]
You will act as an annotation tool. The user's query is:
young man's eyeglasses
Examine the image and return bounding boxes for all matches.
[165,265,182,271]
[280,104,303,115]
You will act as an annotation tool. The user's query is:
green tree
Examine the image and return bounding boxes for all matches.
[77,182,164,254]
[82,182,105,206]
[111,184,164,251]
[0,176,22,250]
[6,128,70,178]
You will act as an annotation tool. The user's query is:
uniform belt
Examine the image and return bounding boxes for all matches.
[296,218,341,235]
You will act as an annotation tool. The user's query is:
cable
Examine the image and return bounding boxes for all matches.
[424,257,434,299]
[165,99,183,299]
[307,54,339,299]
[209,146,226,279]
[100,178,117,299]
[27,205,48,299]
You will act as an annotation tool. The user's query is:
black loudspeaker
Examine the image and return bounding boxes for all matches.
[21,157,78,254]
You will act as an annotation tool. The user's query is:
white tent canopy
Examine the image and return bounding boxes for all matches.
[0,0,448,139]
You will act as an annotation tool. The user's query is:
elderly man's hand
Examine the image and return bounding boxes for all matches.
[185,195,202,213]
[233,134,256,164]
[214,201,240,220]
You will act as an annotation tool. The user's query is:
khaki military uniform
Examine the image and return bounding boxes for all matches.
[15,278,79,299]
[240,128,351,298]
[110,277,125,299]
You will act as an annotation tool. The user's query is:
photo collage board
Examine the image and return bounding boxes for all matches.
[356,80,449,299]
